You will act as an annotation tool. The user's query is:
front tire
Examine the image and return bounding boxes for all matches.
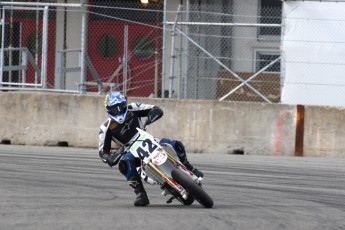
[171,169,214,208]
[180,195,195,205]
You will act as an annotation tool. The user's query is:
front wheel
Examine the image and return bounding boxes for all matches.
[171,169,214,208]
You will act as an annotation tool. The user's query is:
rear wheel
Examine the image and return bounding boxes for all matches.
[171,169,214,208]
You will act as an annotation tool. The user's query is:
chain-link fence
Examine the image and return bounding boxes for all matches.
[1,1,283,102]
[0,1,82,92]
[0,3,56,89]
[170,3,281,102]
[86,0,163,97]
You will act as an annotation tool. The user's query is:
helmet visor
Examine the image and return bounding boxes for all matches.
[108,104,127,116]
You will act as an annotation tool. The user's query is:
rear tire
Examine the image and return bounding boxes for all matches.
[171,169,214,208]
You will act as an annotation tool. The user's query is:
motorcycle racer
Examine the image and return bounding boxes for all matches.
[98,91,203,207]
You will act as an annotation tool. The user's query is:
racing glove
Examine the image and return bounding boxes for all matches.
[144,106,163,127]
[99,147,125,167]
[107,151,123,167]
[99,150,110,164]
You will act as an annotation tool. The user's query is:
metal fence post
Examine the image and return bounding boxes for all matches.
[168,4,182,98]
[80,0,87,94]
[161,0,167,98]
[123,25,128,96]
[0,8,5,87]
[41,6,48,88]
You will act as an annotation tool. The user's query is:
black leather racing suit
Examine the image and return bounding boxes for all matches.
[98,102,163,154]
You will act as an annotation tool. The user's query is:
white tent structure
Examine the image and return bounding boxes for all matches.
[281,0,345,107]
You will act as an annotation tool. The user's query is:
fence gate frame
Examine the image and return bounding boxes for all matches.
[0,1,84,92]
[0,4,49,88]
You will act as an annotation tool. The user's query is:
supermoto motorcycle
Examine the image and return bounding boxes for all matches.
[128,127,214,208]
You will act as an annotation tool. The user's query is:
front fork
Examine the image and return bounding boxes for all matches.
[165,151,203,184]
[138,149,199,199]
[146,161,188,199]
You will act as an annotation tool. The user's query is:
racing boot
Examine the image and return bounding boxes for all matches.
[175,141,204,178]
[184,160,204,178]
[128,174,150,207]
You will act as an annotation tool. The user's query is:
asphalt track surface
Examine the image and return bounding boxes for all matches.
[1,145,345,230]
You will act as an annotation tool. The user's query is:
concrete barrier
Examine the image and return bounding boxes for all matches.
[3,91,344,157]
[0,92,105,147]
[304,106,345,157]
[0,91,299,156]
[147,99,296,156]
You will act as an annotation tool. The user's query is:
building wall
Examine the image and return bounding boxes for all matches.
[232,0,280,73]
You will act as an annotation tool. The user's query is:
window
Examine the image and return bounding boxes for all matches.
[97,35,119,58]
[255,49,280,73]
[259,0,282,36]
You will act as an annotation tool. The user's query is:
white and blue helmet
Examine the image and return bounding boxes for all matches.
[104,92,128,124]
